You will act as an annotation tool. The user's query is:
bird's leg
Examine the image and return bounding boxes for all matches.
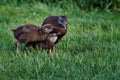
[15,41,19,52]
[24,43,31,52]
[48,49,51,55]
[51,45,56,53]
[47,45,56,55]
[52,45,58,58]
[24,46,29,52]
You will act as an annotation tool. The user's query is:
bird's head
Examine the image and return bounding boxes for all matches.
[58,16,67,29]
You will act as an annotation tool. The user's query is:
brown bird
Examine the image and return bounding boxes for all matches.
[25,16,68,54]
[27,33,60,53]
[12,24,56,52]
[41,16,68,52]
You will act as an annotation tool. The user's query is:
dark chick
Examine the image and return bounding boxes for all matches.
[27,33,59,54]
[12,24,55,52]
[41,16,68,52]
[42,16,67,42]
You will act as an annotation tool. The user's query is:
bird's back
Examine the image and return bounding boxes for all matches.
[12,24,39,40]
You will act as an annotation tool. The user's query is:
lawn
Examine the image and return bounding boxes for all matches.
[0,1,120,80]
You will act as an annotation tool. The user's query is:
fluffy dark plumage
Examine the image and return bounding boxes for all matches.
[12,24,39,41]
[12,24,56,51]
[27,33,59,49]
[38,16,68,53]
[41,16,68,44]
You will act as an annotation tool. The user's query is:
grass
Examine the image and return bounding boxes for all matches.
[0,2,120,80]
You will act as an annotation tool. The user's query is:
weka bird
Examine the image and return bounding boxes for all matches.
[12,24,56,52]
[41,16,68,51]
